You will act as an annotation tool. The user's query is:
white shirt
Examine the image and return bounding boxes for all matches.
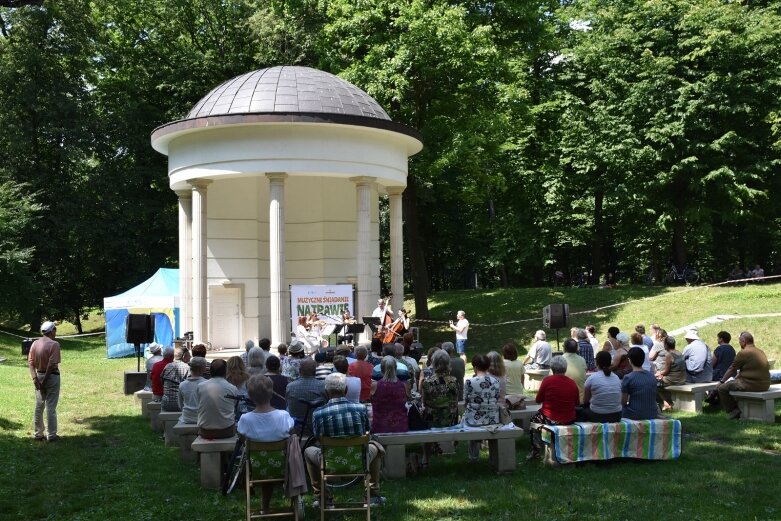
[632,343,652,373]
[455,319,469,340]
[237,409,294,441]
[528,341,552,366]
[345,376,362,403]
[372,306,389,318]
[588,335,599,352]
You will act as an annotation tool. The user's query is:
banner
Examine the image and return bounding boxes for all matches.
[290,285,353,323]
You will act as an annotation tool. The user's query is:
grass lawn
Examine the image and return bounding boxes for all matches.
[1,284,781,520]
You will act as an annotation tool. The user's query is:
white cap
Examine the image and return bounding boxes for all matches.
[684,330,701,341]
[41,321,57,334]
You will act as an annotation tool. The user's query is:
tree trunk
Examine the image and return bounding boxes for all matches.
[590,188,604,284]
[671,216,687,267]
[73,308,83,334]
[403,175,430,319]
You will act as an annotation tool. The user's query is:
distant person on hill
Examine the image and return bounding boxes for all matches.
[682,330,713,383]
[717,332,771,420]
[621,347,658,420]
[750,264,765,279]
[524,330,552,370]
[161,347,191,411]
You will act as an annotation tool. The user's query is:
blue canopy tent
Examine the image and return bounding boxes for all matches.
[104,268,181,358]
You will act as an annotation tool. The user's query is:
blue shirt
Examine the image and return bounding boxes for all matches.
[577,339,596,371]
[621,370,658,420]
[311,397,369,438]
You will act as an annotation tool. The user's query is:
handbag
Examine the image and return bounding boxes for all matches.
[505,394,526,410]
[499,404,513,425]
[406,401,429,431]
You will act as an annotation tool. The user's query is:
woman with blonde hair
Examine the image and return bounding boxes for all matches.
[486,350,507,401]
[371,356,409,433]
[226,356,252,414]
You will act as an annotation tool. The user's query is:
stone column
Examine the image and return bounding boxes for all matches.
[176,190,193,337]
[351,176,376,339]
[190,180,211,343]
[267,173,289,345]
[387,187,405,315]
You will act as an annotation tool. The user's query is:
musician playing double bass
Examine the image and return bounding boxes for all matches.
[371,298,393,338]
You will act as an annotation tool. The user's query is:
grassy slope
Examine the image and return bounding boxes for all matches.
[1,284,780,520]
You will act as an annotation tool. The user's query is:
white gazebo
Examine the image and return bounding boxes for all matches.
[151,66,423,347]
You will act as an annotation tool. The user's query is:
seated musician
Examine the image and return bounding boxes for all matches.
[295,316,318,354]
[338,310,357,345]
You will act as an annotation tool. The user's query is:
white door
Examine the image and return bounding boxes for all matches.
[210,287,241,349]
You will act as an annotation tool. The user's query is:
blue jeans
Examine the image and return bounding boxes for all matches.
[456,339,467,354]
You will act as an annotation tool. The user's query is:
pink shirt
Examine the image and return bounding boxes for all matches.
[28,336,61,372]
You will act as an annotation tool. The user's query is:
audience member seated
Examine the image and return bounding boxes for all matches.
[367,338,384,366]
[562,338,587,403]
[162,347,191,412]
[577,351,622,422]
[396,343,419,389]
[403,332,423,363]
[630,332,652,373]
[655,336,686,411]
[524,330,552,370]
[264,355,289,410]
[190,343,211,379]
[197,359,238,439]
[227,356,252,416]
[144,343,163,391]
[335,344,355,364]
[333,355,361,403]
[237,374,296,514]
[241,339,255,367]
[712,331,736,382]
[486,350,507,402]
[418,347,439,390]
[529,356,579,459]
[304,373,385,507]
[502,342,525,395]
[277,343,288,363]
[371,356,409,434]
[150,346,174,401]
[178,356,207,423]
[622,347,659,420]
[464,354,501,461]
[248,346,267,377]
[602,326,621,354]
[443,342,465,398]
[372,344,410,382]
[348,345,374,402]
[717,331,771,420]
[649,328,669,375]
[421,350,459,466]
[575,329,596,371]
[281,340,306,380]
[683,329,713,383]
[285,359,326,429]
[610,332,632,379]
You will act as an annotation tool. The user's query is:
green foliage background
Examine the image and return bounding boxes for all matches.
[0,0,779,325]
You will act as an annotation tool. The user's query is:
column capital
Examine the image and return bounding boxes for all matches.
[189,179,212,190]
[349,176,377,186]
[175,189,192,199]
[266,172,288,182]
[386,186,405,196]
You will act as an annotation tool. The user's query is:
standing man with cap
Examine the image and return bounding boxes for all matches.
[28,321,61,442]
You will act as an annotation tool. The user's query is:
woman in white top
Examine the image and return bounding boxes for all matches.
[576,351,623,422]
[237,374,295,513]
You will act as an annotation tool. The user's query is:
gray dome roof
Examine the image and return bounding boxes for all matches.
[187,66,391,121]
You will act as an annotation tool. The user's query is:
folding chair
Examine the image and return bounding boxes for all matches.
[318,435,371,521]
[245,440,302,521]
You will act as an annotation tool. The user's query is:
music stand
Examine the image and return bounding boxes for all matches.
[363,317,381,334]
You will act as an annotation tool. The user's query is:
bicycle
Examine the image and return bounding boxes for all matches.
[663,264,699,285]
[222,394,255,495]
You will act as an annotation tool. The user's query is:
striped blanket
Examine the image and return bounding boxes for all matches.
[539,419,682,464]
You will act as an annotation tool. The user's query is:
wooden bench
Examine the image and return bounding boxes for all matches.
[373,427,525,479]
[134,390,154,418]
[173,421,200,461]
[730,384,781,423]
[191,435,238,490]
[158,411,182,447]
[533,418,682,466]
[664,382,720,413]
[147,401,163,433]
[524,369,550,391]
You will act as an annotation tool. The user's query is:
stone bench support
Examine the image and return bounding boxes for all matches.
[147,401,163,433]
[191,435,239,490]
[134,390,154,419]
[730,384,781,423]
[664,382,719,413]
[524,369,550,392]
[173,422,200,462]
[158,411,182,447]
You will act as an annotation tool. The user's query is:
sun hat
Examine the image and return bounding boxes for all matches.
[684,330,701,341]
[41,321,57,334]
[288,340,305,354]
[616,332,630,346]
[148,342,163,355]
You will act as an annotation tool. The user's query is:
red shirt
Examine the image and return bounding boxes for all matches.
[347,360,374,401]
[150,358,172,397]
[536,374,579,424]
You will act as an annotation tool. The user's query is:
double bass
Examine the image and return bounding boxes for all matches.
[372,295,394,342]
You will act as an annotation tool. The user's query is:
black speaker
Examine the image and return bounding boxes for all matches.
[126,314,155,344]
[543,304,569,329]
[22,338,34,356]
